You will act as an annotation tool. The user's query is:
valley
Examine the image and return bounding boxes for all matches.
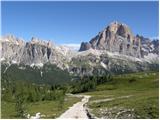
[1,0,159,118]
[1,21,159,119]
[1,71,158,119]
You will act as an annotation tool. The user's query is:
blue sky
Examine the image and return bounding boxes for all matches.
[2,1,159,46]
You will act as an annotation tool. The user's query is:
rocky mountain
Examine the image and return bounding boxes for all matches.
[1,35,72,70]
[136,35,159,56]
[1,21,159,78]
[79,21,158,58]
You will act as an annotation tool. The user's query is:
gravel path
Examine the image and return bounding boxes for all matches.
[58,95,91,119]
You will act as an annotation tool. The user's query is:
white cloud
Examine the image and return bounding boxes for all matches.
[61,43,80,51]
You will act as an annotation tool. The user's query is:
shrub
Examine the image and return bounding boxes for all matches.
[129,77,136,83]
[15,93,27,118]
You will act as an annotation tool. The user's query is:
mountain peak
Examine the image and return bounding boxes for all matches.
[30,37,53,47]
[79,21,142,58]
[1,34,25,45]
[107,21,132,38]
[109,21,128,27]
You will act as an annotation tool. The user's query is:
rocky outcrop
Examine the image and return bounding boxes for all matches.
[69,49,159,76]
[79,42,91,51]
[79,21,157,59]
[151,39,159,54]
[136,35,159,57]
[1,35,70,69]
[1,35,25,64]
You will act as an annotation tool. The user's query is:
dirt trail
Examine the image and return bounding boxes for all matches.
[58,95,91,119]
[90,95,133,103]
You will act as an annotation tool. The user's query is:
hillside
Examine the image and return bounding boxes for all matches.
[84,72,159,119]
[1,63,71,85]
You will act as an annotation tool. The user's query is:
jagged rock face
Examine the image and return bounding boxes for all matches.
[1,35,70,69]
[151,39,159,54]
[20,42,49,64]
[1,35,25,63]
[79,42,91,51]
[79,22,144,58]
[136,35,159,57]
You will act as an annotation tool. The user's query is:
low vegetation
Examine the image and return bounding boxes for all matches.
[2,67,158,119]
[1,77,82,118]
[85,71,159,119]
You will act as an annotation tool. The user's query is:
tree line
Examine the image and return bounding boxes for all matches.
[70,74,112,93]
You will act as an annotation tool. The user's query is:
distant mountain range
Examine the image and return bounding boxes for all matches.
[1,21,159,84]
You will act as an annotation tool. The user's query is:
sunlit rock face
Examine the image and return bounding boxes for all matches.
[1,35,71,69]
[1,21,159,76]
[79,21,156,58]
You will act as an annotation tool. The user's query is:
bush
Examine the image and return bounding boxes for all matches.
[15,93,27,118]
[129,77,136,83]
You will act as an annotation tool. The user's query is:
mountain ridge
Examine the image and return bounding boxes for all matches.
[1,21,159,76]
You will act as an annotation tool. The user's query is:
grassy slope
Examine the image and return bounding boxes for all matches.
[1,95,81,119]
[85,72,159,119]
[2,71,158,119]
